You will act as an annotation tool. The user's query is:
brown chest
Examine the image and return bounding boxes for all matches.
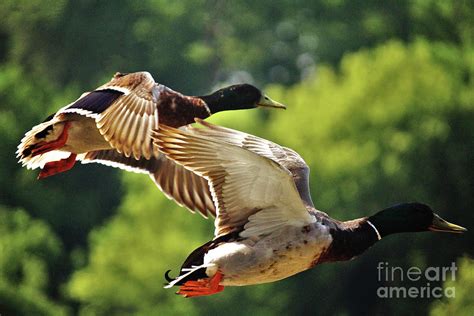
[157,93,210,128]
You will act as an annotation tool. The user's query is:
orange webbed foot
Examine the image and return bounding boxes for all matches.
[177,271,224,298]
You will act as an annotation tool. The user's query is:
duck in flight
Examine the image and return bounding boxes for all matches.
[154,119,467,298]
[17,72,284,213]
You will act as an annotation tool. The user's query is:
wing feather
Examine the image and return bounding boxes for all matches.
[59,72,161,160]
[154,125,315,237]
[190,119,315,207]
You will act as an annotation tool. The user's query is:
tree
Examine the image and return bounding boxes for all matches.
[430,257,474,316]
[0,207,68,315]
[1,1,471,90]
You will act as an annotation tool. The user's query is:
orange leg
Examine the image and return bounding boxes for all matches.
[38,153,77,179]
[177,271,224,298]
[31,122,71,157]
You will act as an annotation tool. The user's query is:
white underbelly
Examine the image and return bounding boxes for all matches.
[205,224,332,286]
[62,116,112,153]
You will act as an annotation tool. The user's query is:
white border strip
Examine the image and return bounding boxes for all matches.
[367,220,382,240]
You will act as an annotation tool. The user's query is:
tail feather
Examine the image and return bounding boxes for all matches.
[164,265,211,288]
[17,116,66,169]
[20,150,71,170]
[164,233,239,290]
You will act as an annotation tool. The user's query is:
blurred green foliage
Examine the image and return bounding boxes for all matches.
[430,257,474,316]
[1,0,472,90]
[0,1,472,315]
[0,207,67,315]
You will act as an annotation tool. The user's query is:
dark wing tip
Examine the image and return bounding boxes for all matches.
[21,146,32,158]
[66,89,124,114]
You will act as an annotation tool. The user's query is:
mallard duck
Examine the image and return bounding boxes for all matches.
[153,119,467,297]
[17,71,285,182]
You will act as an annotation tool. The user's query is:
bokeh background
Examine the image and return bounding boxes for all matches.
[0,1,473,315]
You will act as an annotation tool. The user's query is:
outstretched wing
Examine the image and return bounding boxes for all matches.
[154,124,315,238]
[60,71,162,159]
[190,119,315,208]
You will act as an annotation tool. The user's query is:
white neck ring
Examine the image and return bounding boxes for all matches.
[367,220,382,241]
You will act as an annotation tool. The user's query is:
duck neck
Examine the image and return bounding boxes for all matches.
[198,89,257,114]
[319,217,381,263]
[198,92,227,114]
[156,90,211,127]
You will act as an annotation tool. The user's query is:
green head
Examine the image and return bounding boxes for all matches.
[200,84,286,114]
[368,203,466,237]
